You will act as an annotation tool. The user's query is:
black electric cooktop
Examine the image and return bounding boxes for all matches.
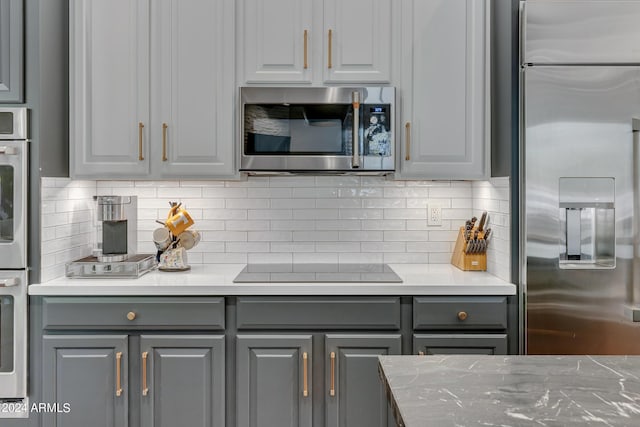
[233,263,403,283]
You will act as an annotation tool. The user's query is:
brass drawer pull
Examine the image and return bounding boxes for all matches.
[329,351,336,396]
[138,122,145,161]
[418,351,425,356]
[302,352,309,397]
[303,30,308,69]
[405,122,411,161]
[115,352,123,397]
[142,352,149,396]
[458,311,468,321]
[162,123,168,161]
[126,312,136,321]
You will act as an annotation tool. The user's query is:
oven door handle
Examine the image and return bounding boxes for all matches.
[0,146,18,155]
[0,278,19,287]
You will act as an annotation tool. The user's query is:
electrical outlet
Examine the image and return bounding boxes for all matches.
[428,204,442,226]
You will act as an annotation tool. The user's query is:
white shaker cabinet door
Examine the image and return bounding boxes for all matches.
[240,0,314,83]
[70,0,150,177]
[399,0,489,179]
[323,0,392,83]
[153,0,235,178]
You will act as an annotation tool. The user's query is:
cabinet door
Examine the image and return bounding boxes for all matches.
[240,0,313,83]
[325,334,401,427]
[323,0,392,83]
[0,0,23,102]
[140,335,225,427]
[153,0,235,177]
[399,0,489,179]
[42,335,128,427]
[413,334,507,355]
[70,0,150,177]
[236,335,313,427]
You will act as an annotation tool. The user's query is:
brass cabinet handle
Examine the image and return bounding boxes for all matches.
[138,122,145,161]
[142,352,149,396]
[126,312,136,321]
[458,311,468,321]
[329,352,336,396]
[303,30,308,69]
[162,123,168,161]
[327,29,332,69]
[418,351,425,356]
[115,352,123,397]
[405,122,411,161]
[302,352,309,397]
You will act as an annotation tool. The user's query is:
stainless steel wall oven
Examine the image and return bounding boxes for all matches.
[240,87,395,173]
[0,108,28,414]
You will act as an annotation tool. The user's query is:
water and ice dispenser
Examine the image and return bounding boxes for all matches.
[559,177,615,269]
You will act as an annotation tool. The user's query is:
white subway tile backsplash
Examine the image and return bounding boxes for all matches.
[203,187,248,198]
[248,187,292,199]
[248,253,293,264]
[294,231,340,242]
[361,219,406,230]
[339,253,383,264]
[270,242,315,253]
[316,199,361,209]
[293,252,338,264]
[248,231,292,242]
[225,199,270,209]
[292,187,338,198]
[271,220,316,231]
[316,242,361,253]
[293,209,339,220]
[383,209,427,220]
[41,176,511,283]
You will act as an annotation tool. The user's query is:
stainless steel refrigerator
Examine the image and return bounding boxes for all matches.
[522,0,640,354]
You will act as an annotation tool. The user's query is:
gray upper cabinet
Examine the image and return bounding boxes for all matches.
[236,335,313,427]
[325,334,401,427]
[0,0,23,103]
[70,0,235,179]
[140,335,225,427]
[42,335,129,427]
[398,0,490,179]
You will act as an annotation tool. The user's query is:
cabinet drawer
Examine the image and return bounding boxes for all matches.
[237,297,400,330]
[42,297,225,330]
[413,297,507,330]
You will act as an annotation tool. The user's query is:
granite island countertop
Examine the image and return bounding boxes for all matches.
[378,355,640,426]
[28,264,516,296]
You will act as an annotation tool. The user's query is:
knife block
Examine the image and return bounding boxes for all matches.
[451,227,487,271]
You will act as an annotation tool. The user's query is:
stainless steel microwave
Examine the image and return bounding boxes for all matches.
[240,87,395,173]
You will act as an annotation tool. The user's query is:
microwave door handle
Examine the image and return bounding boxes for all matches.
[0,278,19,287]
[352,91,360,168]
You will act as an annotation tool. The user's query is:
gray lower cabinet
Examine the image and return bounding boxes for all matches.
[42,335,129,427]
[236,335,313,427]
[42,334,225,427]
[140,335,225,427]
[414,334,508,355]
[325,334,401,427]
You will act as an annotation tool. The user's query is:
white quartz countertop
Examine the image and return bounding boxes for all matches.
[28,264,516,296]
